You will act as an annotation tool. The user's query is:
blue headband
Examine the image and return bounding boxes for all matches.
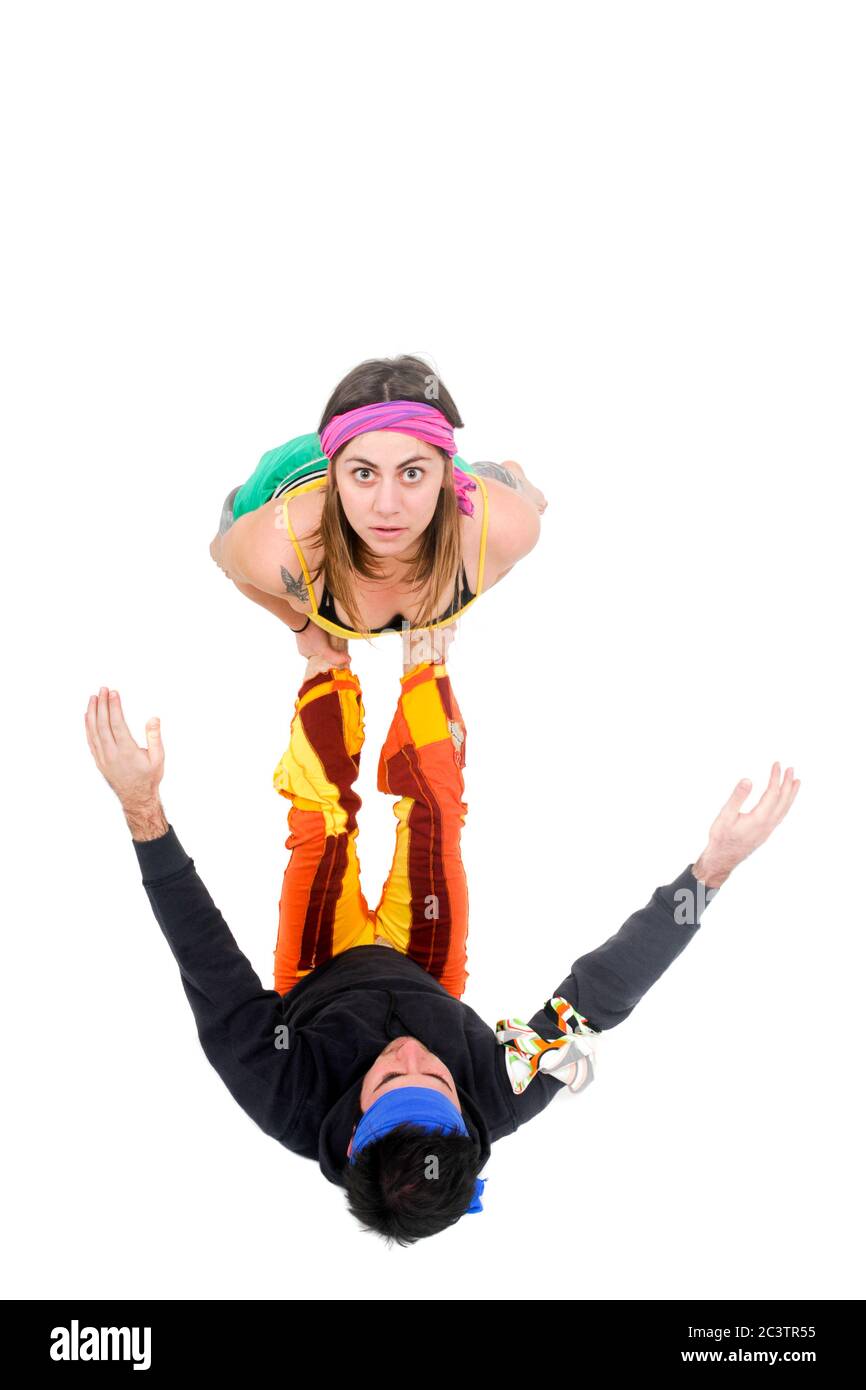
[348,1087,486,1214]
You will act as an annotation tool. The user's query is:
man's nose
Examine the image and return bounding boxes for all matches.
[394,1038,427,1068]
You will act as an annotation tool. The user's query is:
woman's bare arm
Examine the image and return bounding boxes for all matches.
[476,473,543,589]
[209,500,312,605]
[206,496,353,659]
[210,509,275,589]
[471,460,547,515]
[227,580,311,631]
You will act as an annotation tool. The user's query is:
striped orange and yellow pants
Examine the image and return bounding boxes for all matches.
[271,660,470,1000]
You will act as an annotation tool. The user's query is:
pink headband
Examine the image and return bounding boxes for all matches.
[319,398,477,517]
[320,399,456,460]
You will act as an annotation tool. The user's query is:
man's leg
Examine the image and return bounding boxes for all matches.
[272,664,373,994]
[371,660,470,1000]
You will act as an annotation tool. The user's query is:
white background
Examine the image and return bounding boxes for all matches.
[2,0,863,1299]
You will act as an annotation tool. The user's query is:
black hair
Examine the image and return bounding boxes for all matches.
[342,1122,483,1246]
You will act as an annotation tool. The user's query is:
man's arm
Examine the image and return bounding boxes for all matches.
[507,765,801,1128]
[506,862,714,1128]
[533,861,714,1035]
[85,689,304,1142]
[131,818,302,1141]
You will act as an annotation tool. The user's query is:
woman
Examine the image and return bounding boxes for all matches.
[209,354,547,669]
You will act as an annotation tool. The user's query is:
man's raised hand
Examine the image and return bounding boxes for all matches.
[85,688,165,813]
[693,762,801,887]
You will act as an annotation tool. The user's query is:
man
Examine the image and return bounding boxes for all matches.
[84,670,800,1246]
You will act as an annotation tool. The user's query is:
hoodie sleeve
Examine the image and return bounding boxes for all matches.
[509,863,719,1129]
[132,825,303,1140]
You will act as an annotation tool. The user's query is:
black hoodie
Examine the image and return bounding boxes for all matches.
[133,826,718,1186]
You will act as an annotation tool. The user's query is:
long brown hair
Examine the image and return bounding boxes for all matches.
[304,355,466,642]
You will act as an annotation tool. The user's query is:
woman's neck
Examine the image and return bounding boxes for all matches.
[361,544,419,587]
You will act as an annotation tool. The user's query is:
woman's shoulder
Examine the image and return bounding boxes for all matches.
[456,471,540,594]
[281,481,326,547]
[472,472,540,570]
[230,480,325,576]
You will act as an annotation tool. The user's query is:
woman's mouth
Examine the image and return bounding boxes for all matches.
[371,526,406,536]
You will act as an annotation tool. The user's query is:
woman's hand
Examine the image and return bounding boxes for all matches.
[692,763,801,887]
[402,622,457,671]
[303,652,352,682]
[293,618,351,666]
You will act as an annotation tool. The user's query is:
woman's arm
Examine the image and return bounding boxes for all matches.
[475,472,543,588]
[209,499,349,659]
[210,505,312,615]
[471,460,547,515]
[228,579,310,632]
[210,509,273,588]
[209,505,311,603]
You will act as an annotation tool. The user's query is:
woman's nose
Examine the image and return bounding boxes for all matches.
[374,481,400,515]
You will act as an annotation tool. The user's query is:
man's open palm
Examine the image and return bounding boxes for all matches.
[85,688,165,807]
[706,763,800,872]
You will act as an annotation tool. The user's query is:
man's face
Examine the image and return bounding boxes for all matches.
[347,1036,461,1158]
[333,430,446,563]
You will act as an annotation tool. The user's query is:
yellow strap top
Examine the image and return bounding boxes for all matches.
[281,474,490,640]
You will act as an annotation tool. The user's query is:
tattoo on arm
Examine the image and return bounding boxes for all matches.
[470,462,525,492]
[280,566,309,602]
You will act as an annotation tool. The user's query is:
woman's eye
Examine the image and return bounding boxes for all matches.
[352,467,424,482]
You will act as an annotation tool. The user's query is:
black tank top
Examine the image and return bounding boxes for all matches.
[318,562,475,634]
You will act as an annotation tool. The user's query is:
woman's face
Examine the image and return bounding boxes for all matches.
[332,430,446,562]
